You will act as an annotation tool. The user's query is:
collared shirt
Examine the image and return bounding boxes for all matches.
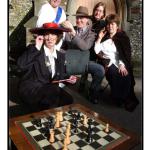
[44,45,57,78]
[36,2,66,27]
[94,39,125,68]
[76,27,87,36]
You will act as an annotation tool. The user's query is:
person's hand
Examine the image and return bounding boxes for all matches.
[65,75,77,84]
[98,28,107,40]
[97,51,105,59]
[118,64,128,76]
[61,21,76,36]
[35,35,44,50]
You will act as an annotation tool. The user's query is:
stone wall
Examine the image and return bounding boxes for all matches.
[9,0,33,35]
[129,0,142,60]
[9,0,34,59]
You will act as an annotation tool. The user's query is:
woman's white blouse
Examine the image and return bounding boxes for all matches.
[44,45,57,78]
[94,39,125,68]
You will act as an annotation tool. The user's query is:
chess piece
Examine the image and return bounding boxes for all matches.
[83,115,88,125]
[105,123,109,133]
[66,133,71,144]
[67,122,71,129]
[86,119,93,143]
[48,116,55,128]
[49,129,55,143]
[59,111,63,121]
[55,112,60,128]
[66,122,71,136]
[35,118,42,127]
[63,138,68,150]
[44,127,50,140]
[86,128,93,143]
[76,112,81,120]
[65,123,71,144]
[73,116,78,133]
[86,123,93,143]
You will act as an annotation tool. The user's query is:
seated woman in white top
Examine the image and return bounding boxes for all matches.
[94,14,139,112]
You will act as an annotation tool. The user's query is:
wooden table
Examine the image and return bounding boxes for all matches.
[9,104,140,150]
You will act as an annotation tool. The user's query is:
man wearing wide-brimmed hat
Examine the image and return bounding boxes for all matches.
[61,6,105,104]
[62,6,94,48]
[17,22,76,109]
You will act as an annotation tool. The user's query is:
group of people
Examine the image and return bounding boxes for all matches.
[17,0,139,112]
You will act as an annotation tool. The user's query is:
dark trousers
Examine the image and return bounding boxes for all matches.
[106,64,131,102]
[20,83,73,109]
[39,85,73,108]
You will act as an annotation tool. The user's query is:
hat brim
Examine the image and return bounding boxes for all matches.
[72,14,91,18]
[29,26,71,35]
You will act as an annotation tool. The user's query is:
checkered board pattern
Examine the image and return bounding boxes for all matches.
[16,110,129,150]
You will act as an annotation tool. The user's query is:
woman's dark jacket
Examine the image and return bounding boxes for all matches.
[17,44,66,103]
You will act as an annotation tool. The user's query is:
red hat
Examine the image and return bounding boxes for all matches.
[29,22,71,34]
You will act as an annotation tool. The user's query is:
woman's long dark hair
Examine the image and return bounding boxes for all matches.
[92,2,106,20]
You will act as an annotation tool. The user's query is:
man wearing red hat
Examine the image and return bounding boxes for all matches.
[17,23,76,109]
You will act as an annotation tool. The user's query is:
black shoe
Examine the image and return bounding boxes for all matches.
[89,94,99,104]
[89,89,99,104]
[116,101,124,108]
[125,100,139,112]
[78,83,85,93]
[125,93,139,112]
[115,99,125,108]
[91,98,99,104]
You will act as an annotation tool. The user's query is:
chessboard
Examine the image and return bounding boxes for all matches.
[15,108,131,150]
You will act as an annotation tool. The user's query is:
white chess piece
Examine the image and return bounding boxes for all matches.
[105,123,109,133]
[83,115,87,125]
[55,112,60,128]
[59,111,63,122]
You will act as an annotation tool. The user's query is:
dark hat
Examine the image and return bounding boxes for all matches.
[29,22,71,35]
[73,6,91,18]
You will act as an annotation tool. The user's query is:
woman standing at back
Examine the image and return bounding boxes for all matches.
[90,2,107,61]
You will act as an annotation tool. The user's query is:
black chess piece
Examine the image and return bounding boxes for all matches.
[76,112,81,120]
[33,118,42,127]
[40,127,47,134]
[37,118,42,127]
[45,132,50,140]
[73,124,78,133]
[47,116,55,129]
[73,114,79,133]
[47,116,54,123]
[86,119,93,143]
[44,127,50,140]
[86,124,93,143]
